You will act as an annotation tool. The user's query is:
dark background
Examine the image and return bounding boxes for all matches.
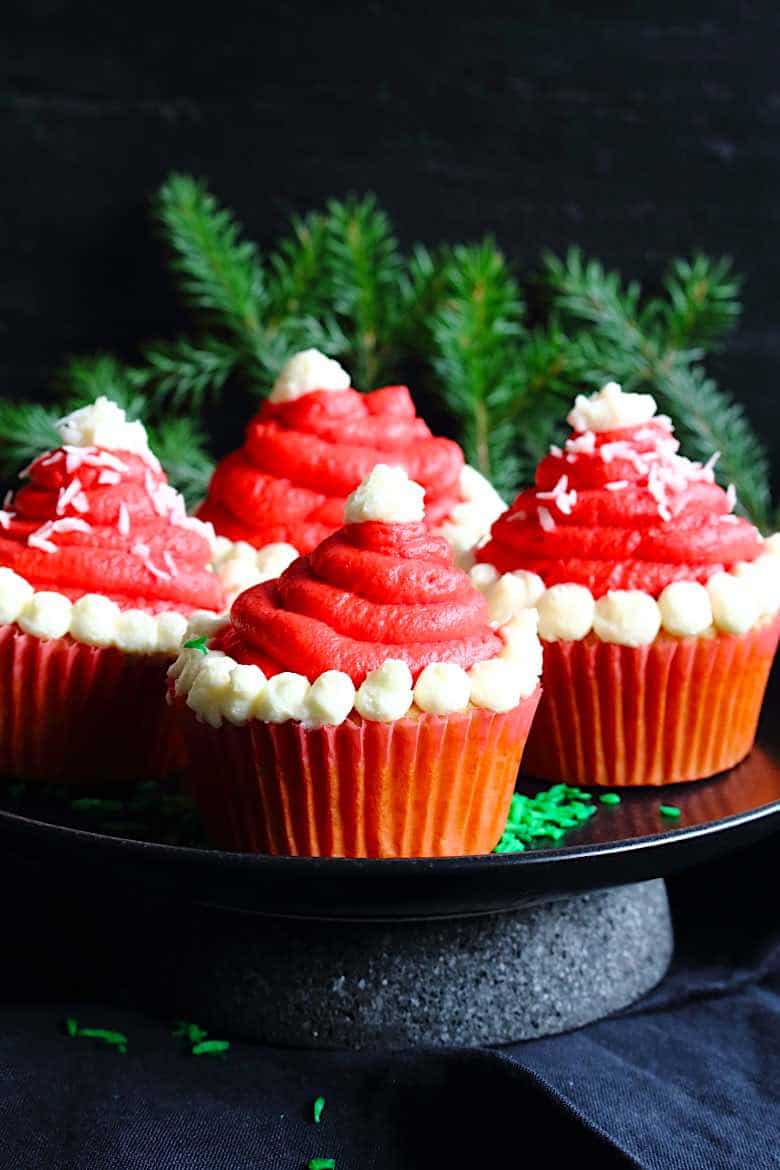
[2,1,779,490]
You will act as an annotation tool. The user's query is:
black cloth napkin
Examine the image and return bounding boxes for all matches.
[0,835,777,1170]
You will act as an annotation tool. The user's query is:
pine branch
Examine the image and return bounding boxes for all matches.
[427,241,526,495]
[155,174,267,347]
[140,336,238,412]
[659,254,741,351]
[267,210,331,321]
[544,247,769,527]
[654,362,771,530]
[146,417,215,508]
[323,194,404,386]
[0,400,61,479]
[58,353,148,418]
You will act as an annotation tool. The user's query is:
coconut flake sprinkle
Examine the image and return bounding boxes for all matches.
[538,506,557,532]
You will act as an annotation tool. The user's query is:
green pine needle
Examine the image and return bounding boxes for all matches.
[156,174,267,346]
[660,254,742,351]
[1,185,769,531]
[142,335,238,412]
[427,240,526,495]
[57,353,148,418]
[0,400,61,479]
[544,247,769,528]
[323,193,404,387]
[654,363,771,529]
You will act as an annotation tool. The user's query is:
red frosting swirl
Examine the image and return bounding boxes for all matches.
[216,521,502,683]
[198,385,465,551]
[478,417,762,596]
[0,446,223,613]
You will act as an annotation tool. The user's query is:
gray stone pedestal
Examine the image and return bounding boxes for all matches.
[158,879,673,1048]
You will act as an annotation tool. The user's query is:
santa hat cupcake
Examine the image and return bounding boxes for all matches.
[472,381,780,786]
[201,347,505,598]
[172,465,541,857]
[0,397,225,783]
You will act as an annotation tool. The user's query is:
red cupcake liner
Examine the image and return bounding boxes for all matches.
[0,624,184,784]
[520,615,780,787]
[177,689,541,857]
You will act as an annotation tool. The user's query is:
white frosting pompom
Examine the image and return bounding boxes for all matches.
[184,610,230,642]
[593,591,661,647]
[69,594,122,647]
[186,655,237,728]
[741,554,780,618]
[498,612,544,685]
[484,570,545,626]
[657,581,713,637]
[214,539,299,601]
[223,663,267,726]
[0,568,35,624]
[354,660,414,722]
[344,465,425,525]
[115,609,160,654]
[413,662,471,715]
[304,670,357,727]
[155,611,190,655]
[255,672,310,723]
[468,563,500,591]
[536,584,595,642]
[567,381,657,433]
[269,349,350,404]
[56,396,151,456]
[18,592,73,639]
[707,571,762,635]
[468,658,528,712]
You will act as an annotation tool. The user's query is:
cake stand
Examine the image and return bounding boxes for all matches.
[1,719,778,1049]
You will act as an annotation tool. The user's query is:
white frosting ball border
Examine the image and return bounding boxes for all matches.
[0,566,211,656]
[470,537,780,646]
[210,536,299,603]
[169,610,542,730]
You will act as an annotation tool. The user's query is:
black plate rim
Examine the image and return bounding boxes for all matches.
[1,781,777,873]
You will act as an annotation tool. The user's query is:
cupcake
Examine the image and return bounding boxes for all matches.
[172,465,542,857]
[472,381,780,786]
[0,397,225,783]
[199,347,505,598]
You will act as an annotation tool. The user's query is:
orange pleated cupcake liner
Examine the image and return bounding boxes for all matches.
[0,623,184,784]
[177,688,541,857]
[521,614,780,787]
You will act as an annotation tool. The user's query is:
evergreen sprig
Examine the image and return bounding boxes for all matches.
[543,248,770,528]
[156,173,267,347]
[0,401,61,475]
[428,241,526,495]
[0,179,770,529]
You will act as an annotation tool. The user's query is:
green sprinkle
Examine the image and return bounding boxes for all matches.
[192,1039,230,1056]
[494,782,599,853]
[313,1096,326,1124]
[64,1019,128,1053]
[70,797,124,813]
[173,1020,209,1045]
[308,1160,335,1170]
[184,635,209,655]
[599,793,621,805]
[659,804,681,819]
